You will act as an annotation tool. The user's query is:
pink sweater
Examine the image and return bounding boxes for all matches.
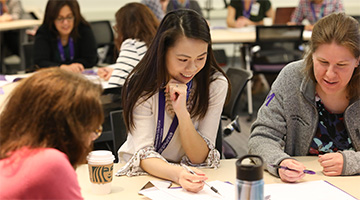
[0,147,83,199]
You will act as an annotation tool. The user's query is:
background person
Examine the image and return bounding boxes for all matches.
[141,0,169,21]
[288,0,344,31]
[0,0,24,69]
[226,0,274,28]
[117,10,230,192]
[166,0,203,16]
[33,0,97,73]
[0,68,104,198]
[249,13,360,183]
[97,3,159,86]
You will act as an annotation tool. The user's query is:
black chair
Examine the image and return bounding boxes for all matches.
[94,86,122,162]
[21,42,37,72]
[216,67,252,159]
[251,25,304,85]
[89,20,115,65]
[109,109,127,163]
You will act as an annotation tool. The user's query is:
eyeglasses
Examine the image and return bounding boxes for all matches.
[55,16,75,23]
[93,125,103,139]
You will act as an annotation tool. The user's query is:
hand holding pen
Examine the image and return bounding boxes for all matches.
[180,164,222,197]
[273,159,315,183]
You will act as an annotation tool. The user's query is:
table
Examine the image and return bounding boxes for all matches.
[210,27,312,118]
[0,71,113,111]
[0,19,42,73]
[76,156,360,199]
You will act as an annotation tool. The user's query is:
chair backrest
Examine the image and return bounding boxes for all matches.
[110,109,127,162]
[90,20,114,47]
[89,20,115,65]
[274,7,296,25]
[256,25,304,44]
[22,42,36,72]
[222,67,253,120]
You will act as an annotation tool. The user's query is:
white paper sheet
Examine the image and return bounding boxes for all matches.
[139,180,234,200]
[139,180,355,200]
[264,180,356,200]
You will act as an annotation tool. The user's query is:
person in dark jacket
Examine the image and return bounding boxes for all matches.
[34,0,97,73]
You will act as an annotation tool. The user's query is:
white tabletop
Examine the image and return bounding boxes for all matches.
[210,26,312,44]
[76,157,360,199]
[0,19,42,31]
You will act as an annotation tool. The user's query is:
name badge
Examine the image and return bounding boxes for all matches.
[251,2,260,16]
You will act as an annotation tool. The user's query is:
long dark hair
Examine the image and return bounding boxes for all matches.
[114,2,159,51]
[0,68,104,168]
[42,0,89,40]
[122,9,230,131]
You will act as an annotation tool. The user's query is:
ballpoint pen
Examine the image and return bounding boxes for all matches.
[181,164,223,197]
[270,164,316,175]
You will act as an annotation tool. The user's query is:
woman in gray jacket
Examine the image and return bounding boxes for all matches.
[249,12,360,183]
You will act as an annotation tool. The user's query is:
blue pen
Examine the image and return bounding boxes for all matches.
[270,164,316,175]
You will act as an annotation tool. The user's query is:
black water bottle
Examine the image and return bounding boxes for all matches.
[236,155,264,200]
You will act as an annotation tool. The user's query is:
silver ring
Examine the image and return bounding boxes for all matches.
[176,84,178,87]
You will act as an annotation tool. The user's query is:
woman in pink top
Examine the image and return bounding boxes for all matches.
[0,68,104,199]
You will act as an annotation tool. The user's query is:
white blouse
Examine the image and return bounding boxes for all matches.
[116,72,228,176]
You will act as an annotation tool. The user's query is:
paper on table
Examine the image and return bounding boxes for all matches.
[264,180,356,200]
[139,180,235,200]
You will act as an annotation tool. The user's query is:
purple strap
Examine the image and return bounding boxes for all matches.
[0,3,3,15]
[172,0,190,10]
[154,80,193,154]
[57,37,74,62]
[310,2,325,22]
[242,0,253,19]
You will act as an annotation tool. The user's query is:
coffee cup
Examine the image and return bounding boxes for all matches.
[263,17,273,26]
[87,150,115,195]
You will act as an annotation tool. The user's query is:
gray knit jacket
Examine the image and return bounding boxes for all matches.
[248,60,360,177]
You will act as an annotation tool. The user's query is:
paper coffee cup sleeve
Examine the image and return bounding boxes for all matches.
[88,163,113,184]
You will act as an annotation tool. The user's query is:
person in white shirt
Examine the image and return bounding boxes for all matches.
[116,9,230,193]
[97,3,159,86]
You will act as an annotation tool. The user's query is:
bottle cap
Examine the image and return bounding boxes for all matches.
[236,154,263,181]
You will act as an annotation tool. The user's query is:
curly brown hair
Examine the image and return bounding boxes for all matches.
[0,68,104,168]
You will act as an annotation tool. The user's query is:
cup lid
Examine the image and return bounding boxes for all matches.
[87,150,114,163]
[236,154,263,181]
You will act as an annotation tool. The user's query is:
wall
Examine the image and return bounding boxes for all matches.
[23,0,360,21]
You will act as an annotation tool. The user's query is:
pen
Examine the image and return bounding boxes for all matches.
[270,164,316,175]
[181,164,222,197]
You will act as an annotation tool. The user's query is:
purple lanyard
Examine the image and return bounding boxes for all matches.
[242,0,253,19]
[154,80,193,154]
[0,3,3,15]
[172,0,190,10]
[57,37,74,62]
[310,2,325,22]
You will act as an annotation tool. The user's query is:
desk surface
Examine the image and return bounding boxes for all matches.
[76,156,360,199]
[0,19,42,31]
[210,26,312,44]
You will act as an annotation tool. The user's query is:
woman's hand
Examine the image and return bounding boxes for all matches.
[235,17,251,28]
[278,159,306,183]
[318,152,343,176]
[60,63,84,73]
[97,67,113,81]
[178,167,208,193]
[165,80,188,117]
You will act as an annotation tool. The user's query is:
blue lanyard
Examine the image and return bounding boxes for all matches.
[242,0,253,19]
[57,37,74,62]
[310,2,325,22]
[172,0,190,10]
[154,80,193,154]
